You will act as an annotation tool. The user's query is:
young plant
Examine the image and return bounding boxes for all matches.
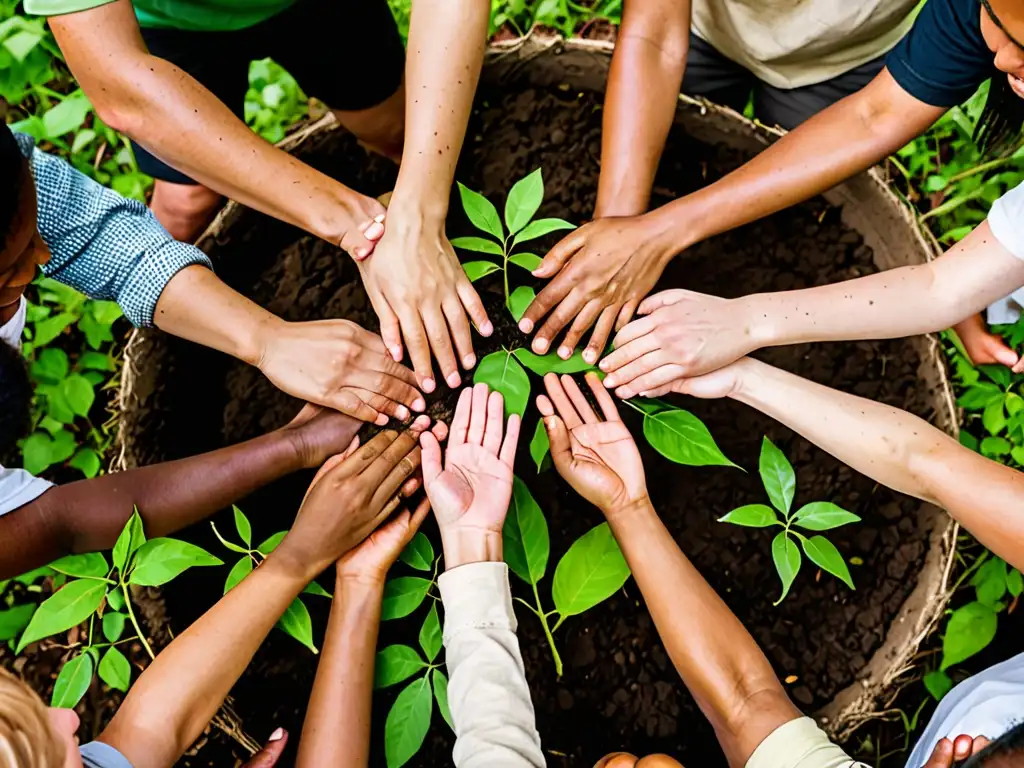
[9,510,220,708]
[720,437,859,604]
[211,506,330,653]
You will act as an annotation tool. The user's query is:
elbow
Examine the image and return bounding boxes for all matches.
[91,95,143,138]
[898,436,946,507]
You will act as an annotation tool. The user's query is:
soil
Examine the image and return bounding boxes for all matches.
[120,86,942,767]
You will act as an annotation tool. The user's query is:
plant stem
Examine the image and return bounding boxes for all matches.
[531,580,563,676]
[502,239,511,305]
[121,582,154,660]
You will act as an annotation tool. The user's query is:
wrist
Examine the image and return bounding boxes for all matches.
[250,313,286,370]
[654,198,706,254]
[386,188,449,229]
[604,495,655,525]
[309,188,371,246]
[730,357,768,405]
[262,545,321,588]
[441,529,503,569]
[737,294,783,349]
[335,570,386,597]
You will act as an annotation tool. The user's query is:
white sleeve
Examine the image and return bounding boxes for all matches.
[0,466,53,517]
[988,181,1024,261]
[0,297,26,350]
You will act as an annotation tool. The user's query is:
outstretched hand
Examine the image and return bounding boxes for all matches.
[537,372,647,518]
[420,383,520,568]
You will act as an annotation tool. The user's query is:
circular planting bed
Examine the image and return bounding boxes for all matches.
[118,34,958,768]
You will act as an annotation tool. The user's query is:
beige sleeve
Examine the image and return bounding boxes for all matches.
[746,717,868,768]
[439,562,546,768]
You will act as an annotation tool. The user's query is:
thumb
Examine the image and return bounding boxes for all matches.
[534,228,585,278]
[242,728,288,768]
[638,289,686,315]
[542,412,573,474]
[991,341,1019,368]
[420,431,444,489]
[921,738,953,768]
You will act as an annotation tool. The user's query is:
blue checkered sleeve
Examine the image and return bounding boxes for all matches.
[15,133,213,327]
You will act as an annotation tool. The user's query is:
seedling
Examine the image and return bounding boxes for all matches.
[719,437,859,604]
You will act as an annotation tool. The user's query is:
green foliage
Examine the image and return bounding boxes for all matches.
[473,350,531,417]
[384,676,434,768]
[382,577,433,620]
[245,58,308,144]
[640,405,737,468]
[503,476,550,583]
[399,533,434,571]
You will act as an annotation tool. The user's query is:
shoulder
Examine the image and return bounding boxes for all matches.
[0,466,54,517]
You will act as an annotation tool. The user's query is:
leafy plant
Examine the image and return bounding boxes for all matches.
[719,438,859,604]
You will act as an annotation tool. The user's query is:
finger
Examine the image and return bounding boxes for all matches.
[401,474,421,497]
[637,289,687,315]
[242,729,288,768]
[533,227,586,280]
[602,351,668,391]
[558,298,605,360]
[614,300,640,333]
[397,309,436,393]
[286,403,320,429]
[483,390,506,454]
[529,284,578,353]
[536,393,555,418]
[431,419,449,442]
[337,428,401,480]
[635,382,675,398]
[449,387,473,446]
[467,383,490,446]
[586,371,621,422]
[520,270,573,335]
[456,277,493,338]
[499,412,521,466]
[973,737,991,754]
[420,430,444,487]
[323,388,384,425]
[922,738,954,768]
[344,386,414,423]
[562,374,599,424]
[584,305,619,365]
[600,333,661,380]
[371,445,424,511]
[303,451,351,504]
[370,290,404,363]
[1013,357,1024,374]
[444,297,477,371]
[340,435,361,460]
[541,410,573,472]
[543,372,583,428]
[407,496,432,536]
[423,306,462,389]
[614,366,684,400]
[359,417,428,483]
[609,314,657,353]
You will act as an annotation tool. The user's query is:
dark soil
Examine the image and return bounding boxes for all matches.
[121,86,942,767]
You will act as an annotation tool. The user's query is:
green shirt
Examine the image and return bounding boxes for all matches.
[25,0,294,32]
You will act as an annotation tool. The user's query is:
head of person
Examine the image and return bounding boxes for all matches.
[0,667,83,768]
[976,0,1024,152]
[962,723,1024,767]
[594,753,683,767]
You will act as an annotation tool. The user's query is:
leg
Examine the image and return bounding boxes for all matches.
[332,81,405,164]
[681,33,755,114]
[148,178,225,243]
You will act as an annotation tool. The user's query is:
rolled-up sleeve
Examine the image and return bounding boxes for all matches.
[19,135,212,327]
[439,562,545,768]
[746,717,866,768]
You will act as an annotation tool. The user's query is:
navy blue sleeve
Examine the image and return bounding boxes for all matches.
[886,0,993,107]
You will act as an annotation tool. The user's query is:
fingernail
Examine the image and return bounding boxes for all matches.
[413,415,430,429]
[389,346,402,361]
[639,391,650,397]
[583,349,596,363]
[558,346,570,359]
[603,376,616,388]
[463,354,476,369]
[269,728,285,742]
[395,405,409,420]
[423,378,436,393]
[374,213,385,223]
[375,413,389,426]
[412,397,426,412]
[364,221,384,240]
[446,372,461,388]
[519,318,533,333]
[599,359,609,370]
[480,321,493,336]
[354,247,369,260]
[534,338,549,353]
[617,387,633,398]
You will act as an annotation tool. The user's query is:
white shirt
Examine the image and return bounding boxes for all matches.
[985,182,1024,324]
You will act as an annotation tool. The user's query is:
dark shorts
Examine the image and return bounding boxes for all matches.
[133,0,405,184]
[682,34,887,130]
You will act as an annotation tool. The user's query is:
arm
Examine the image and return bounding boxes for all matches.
[0,407,360,580]
[358,0,492,393]
[49,0,383,254]
[595,0,691,218]
[99,421,429,768]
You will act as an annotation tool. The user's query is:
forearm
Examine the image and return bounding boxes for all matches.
[732,359,1024,570]
[296,577,382,768]
[605,500,798,766]
[100,554,310,768]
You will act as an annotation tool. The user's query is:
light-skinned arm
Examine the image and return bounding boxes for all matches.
[537,372,801,766]
[358,0,493,395]
[600,221,1024,396]
[674,358,1024,572]
[49,0,384,256]
[520,68,946,363]
[97,420,432,768]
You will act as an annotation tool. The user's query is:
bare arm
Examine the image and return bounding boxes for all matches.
[595,0,690,218]
[50,0,382,253]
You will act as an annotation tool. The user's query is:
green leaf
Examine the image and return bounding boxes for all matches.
[303,581,333,598]
[507,286,535,323]
[71,128,96,155]
[972,557,1008,607]
[503,477,550,584]
[69,448,101,478]
[643,409,736,468]
[718,504,777,528]
[529,420,550,473]
[21,433,55,475]
[504,168,544,234]
[381,577,432,621]
[399,533,434,572]
[983,399,1007,435]
[759,438,796,515]
[957,382,1003,410]
[233,506,252,548]
[1008,568,1024,598]
[31,348,69,383]
[13,567,53,587]
[257,531,287,556]
[50,553,108,579]
[509,252,542,271]
[513,218,575,246]
[771,532,801,606]
[791,502,861,532]
[17,579,107,653]
[42,91,91,139]
[0,605,36,642]
[112,510,146,575]
[62,374,95,417]
[374,645,426,689]
[102,611,126,643]
[211,522,249,555]
[224,557,253,594]
[419,604,442,662]
[980,364,1013,388]
[98,647,131,692]
[513,347,594,375]
[473,350,530,418]
[384,676,433,768]
[923,669,954,702]
[77,351,115,372]
[801,536,855,590]
[32,312,75,347]
[552,523,630,617]
[457,183,503,241]
[105,588,125,613]
[981,436,1012,457]
[129,538,222,587]
[51,653,93,708]
[941,601,998,670]
[462,260,501,282]
[3,29,43,62]
[431,669,454,731]
[276,597,317,653]
[451,237,503,256]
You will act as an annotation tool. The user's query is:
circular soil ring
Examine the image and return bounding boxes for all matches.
[118,34,958,767]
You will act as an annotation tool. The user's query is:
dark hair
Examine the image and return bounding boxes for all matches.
[0,120,26,254]
[0,337,32,456]
[975,0,1024,154]
[961,722,1024,766]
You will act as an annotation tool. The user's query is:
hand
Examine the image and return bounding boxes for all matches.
[537,372,647,517]
[334,192,387,261]
[276,416,431,578]
[280,404,362,469]
[922,735,990,767]
[241,728,288,768]
[257,318,425,425]
[953,313,1020,370]
[336,497,431,584]
[359,220,492,393]
[519,214,675,365]
[420,383,520,568]
[600,289,759,398]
